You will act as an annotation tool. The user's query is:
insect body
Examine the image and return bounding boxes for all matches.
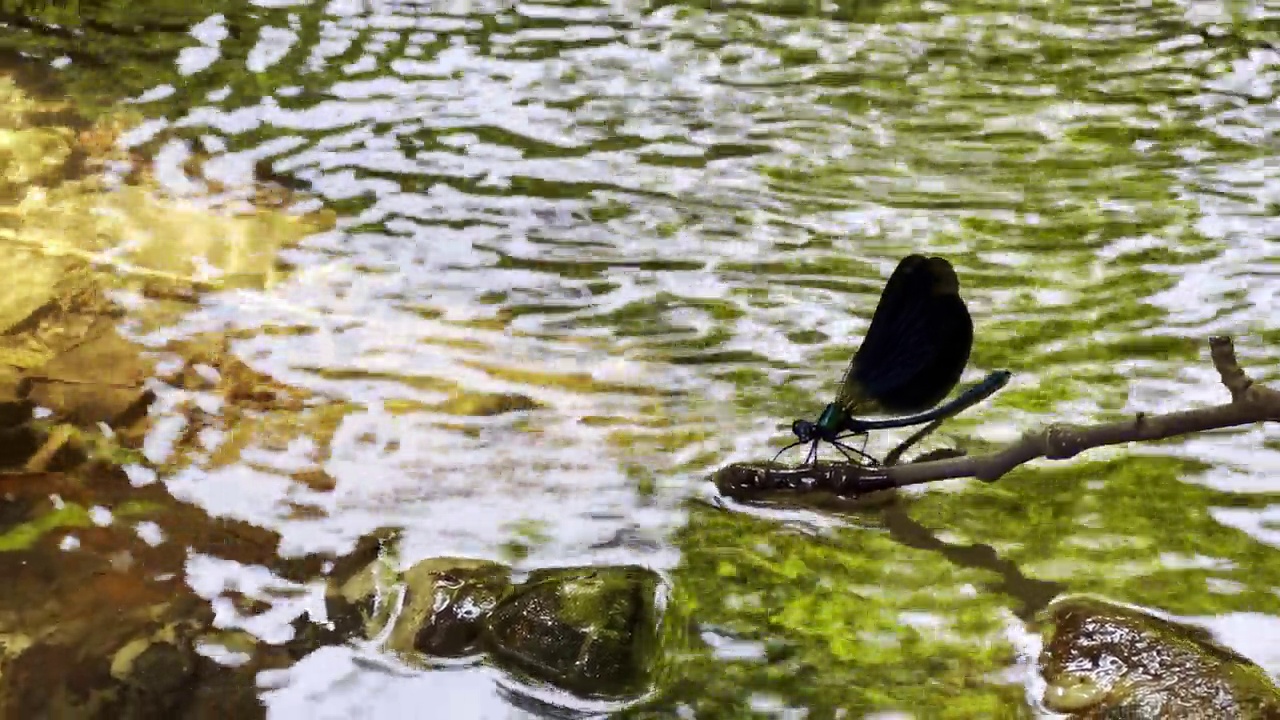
[775,255,1010,467]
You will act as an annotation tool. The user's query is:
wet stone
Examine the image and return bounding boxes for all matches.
[115,639,198,712]
[0,365,33,429]
[0,376,38,469]
[26,383,155,429]
[290,467,337,492]
[24,317,155,429]
[0,248,75,335]
[1039,595,1280,719]
[0,126,74,188]
[431,391,542,417]
[2,640,115,718]
[333,556,514,660]
[0,420,38,463]
[395,558,513,658]
[482,565,663,699]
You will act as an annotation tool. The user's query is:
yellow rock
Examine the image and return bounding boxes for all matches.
[9,183,335,290]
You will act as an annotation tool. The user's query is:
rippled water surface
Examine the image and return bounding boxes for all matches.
[5,0,1280,715]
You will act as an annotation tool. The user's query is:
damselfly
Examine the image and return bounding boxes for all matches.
[773,255,1010,467]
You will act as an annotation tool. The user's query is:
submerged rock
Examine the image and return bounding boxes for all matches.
[389,558,513,658]
[15,182,335,291]
[1039,595,1280,719]
[0,249,79,337]
[0,367,36,467]
[429,391,542,417]
[316,552,665,699]
[24,317,155,429]
[394,556,514,655]
[0,125,74,189]
[483,565,663,699]
[328,556,514,660]
[110,635,200,716]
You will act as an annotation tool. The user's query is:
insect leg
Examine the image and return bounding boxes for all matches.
[832,433,878,465]
[831,442,865,464]
[884,417,947,467]
[804,440,819,466]
[771,439,809,466]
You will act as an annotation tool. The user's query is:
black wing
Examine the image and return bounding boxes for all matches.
[836,255,973,414]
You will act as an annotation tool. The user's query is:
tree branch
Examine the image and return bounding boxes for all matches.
[715,336,1280,501]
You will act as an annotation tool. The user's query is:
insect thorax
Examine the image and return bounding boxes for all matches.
[814,403,848,440]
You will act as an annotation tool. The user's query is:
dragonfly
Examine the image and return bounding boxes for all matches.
[773,254,1011,467]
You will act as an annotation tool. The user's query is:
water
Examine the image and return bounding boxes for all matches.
[3,0,1280,715]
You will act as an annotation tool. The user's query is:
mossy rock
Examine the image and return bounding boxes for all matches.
[483,565,664,699]
[1040,595,1280,719]
[388,558,513,658]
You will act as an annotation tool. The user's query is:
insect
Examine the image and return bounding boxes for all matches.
[773,254,1011,467]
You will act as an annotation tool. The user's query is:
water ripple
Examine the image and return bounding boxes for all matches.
[19,0,1280,712]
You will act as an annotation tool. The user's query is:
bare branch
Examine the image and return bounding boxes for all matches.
[715,336,1280,501]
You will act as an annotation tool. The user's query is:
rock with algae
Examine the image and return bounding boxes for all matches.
[24,316,156,429]
[1039,595,1280,719]
[483,565,664,699]
[317,556,664,700]
[333,556,514,660]
[0,247,83,338]
[392,559,513,658]
[0,70,334,296]
[0,125,75,190]
[10,182,335,291]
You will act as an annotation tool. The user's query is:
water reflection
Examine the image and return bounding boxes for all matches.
[4,0,1280,713]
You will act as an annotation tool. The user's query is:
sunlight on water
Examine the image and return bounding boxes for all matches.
[3,0,1279,713]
